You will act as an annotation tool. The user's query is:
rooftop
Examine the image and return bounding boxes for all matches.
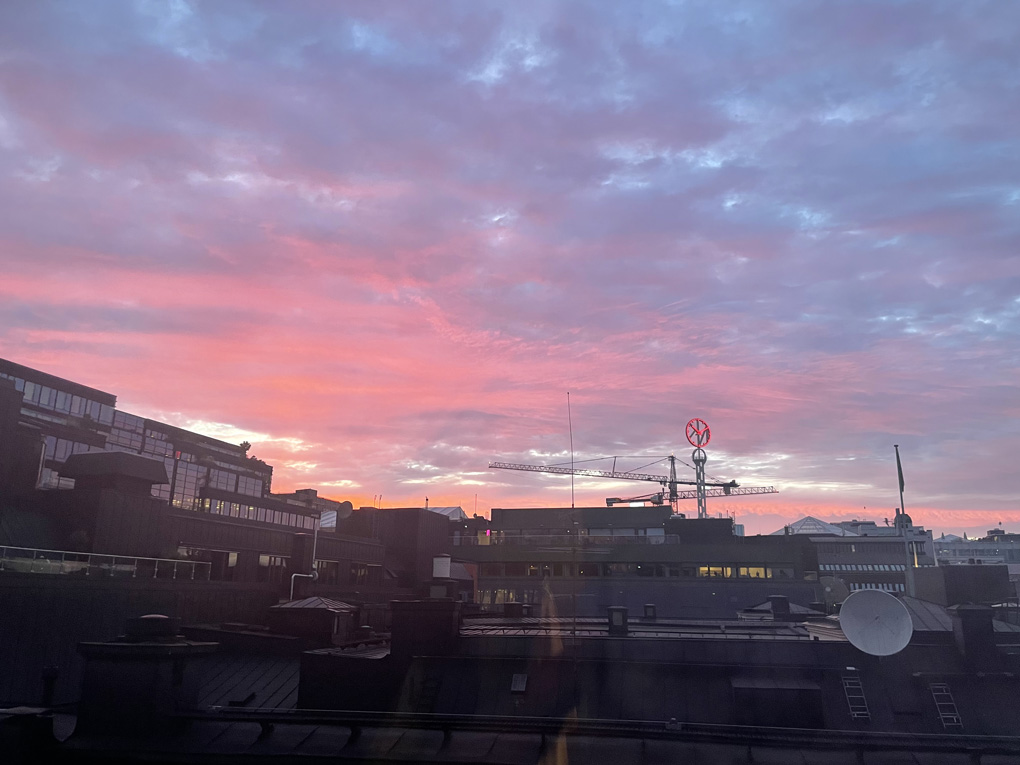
[770,516,857,536]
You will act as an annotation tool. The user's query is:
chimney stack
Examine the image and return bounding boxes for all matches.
[608,606,629,636]
[769,595,791,620]
[77,615,217,736]
[948,604,997,668]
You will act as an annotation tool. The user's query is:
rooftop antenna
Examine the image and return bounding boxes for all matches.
[839,589,913,656]
[567,391,575,509]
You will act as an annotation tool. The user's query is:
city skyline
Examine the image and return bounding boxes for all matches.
[1,2,1017,535]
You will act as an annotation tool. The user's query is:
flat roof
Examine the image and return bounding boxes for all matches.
[459,615,818,641]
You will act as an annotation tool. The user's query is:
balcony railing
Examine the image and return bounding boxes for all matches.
[0,545,211,580]
[453,534,679,547]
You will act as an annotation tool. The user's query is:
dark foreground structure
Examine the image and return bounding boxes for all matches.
[5,585,1020,764]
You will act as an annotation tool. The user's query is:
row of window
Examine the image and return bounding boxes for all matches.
[43,435,95,463]
[175,548,379,587]
[479,562,796,579]
[0,373,116,425]
[201,497,317,530]
[850,582,906,592]
[113,411,145,433]
[478,588,542,605]
[821,563,907,572]
[816,542,915,554]
[208,468,238,492]
[107,426,144,451]
[314,559,382,586]
[941,548,1019,556]
[495,527,667,538]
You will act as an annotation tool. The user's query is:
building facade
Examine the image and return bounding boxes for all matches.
[0,358,274,513]
[454,506,820,618]
[773,515,936,595]
[0,359,387,598]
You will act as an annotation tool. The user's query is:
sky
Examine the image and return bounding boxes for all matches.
[0,1,1017,535]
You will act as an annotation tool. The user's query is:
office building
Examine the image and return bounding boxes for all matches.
[773,515,936,595]
[453,505,820,617]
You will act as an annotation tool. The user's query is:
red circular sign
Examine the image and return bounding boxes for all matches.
[686,418,711,448]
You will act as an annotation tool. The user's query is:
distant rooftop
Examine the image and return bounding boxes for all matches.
[427,506,467,520]
[271,597,357,612]
[770,516,857,536]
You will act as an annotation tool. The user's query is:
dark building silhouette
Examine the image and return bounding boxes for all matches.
[453,505,820,617]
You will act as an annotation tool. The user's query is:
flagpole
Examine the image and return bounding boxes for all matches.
[894,444,906,518]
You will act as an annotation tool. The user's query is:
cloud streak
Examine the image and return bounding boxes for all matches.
[1,1,1017,534]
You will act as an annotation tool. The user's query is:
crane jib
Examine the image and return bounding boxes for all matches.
[488,461,738,488]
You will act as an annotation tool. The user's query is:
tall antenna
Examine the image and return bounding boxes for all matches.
[567,391,575,509]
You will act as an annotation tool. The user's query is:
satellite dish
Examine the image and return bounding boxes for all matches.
[839,590,913,656]
[820,576,850,609]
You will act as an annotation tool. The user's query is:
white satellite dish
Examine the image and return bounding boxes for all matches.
[839,590,913,656]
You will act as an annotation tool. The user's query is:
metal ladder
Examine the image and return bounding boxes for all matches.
[929,683,963,730]
[842,675,870,721]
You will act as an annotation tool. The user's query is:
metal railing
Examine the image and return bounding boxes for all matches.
[453,534,679,547]
[0,545,212,581]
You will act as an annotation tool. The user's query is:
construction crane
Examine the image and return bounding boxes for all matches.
[489,455,778,518]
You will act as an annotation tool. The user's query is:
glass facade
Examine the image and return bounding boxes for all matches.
[200,497,316,530]
[0,362,274,512]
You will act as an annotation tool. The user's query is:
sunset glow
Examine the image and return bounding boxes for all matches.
[1,2,1017,535]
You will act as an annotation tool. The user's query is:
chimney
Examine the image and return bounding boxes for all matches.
[948,604,997,668]
[769,595,791,620]
[608,606,629,636]
[77,615,217,736]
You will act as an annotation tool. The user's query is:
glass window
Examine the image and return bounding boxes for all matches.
[350,562,369,585]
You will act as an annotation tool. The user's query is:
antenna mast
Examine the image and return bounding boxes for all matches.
[567,392,575,509]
